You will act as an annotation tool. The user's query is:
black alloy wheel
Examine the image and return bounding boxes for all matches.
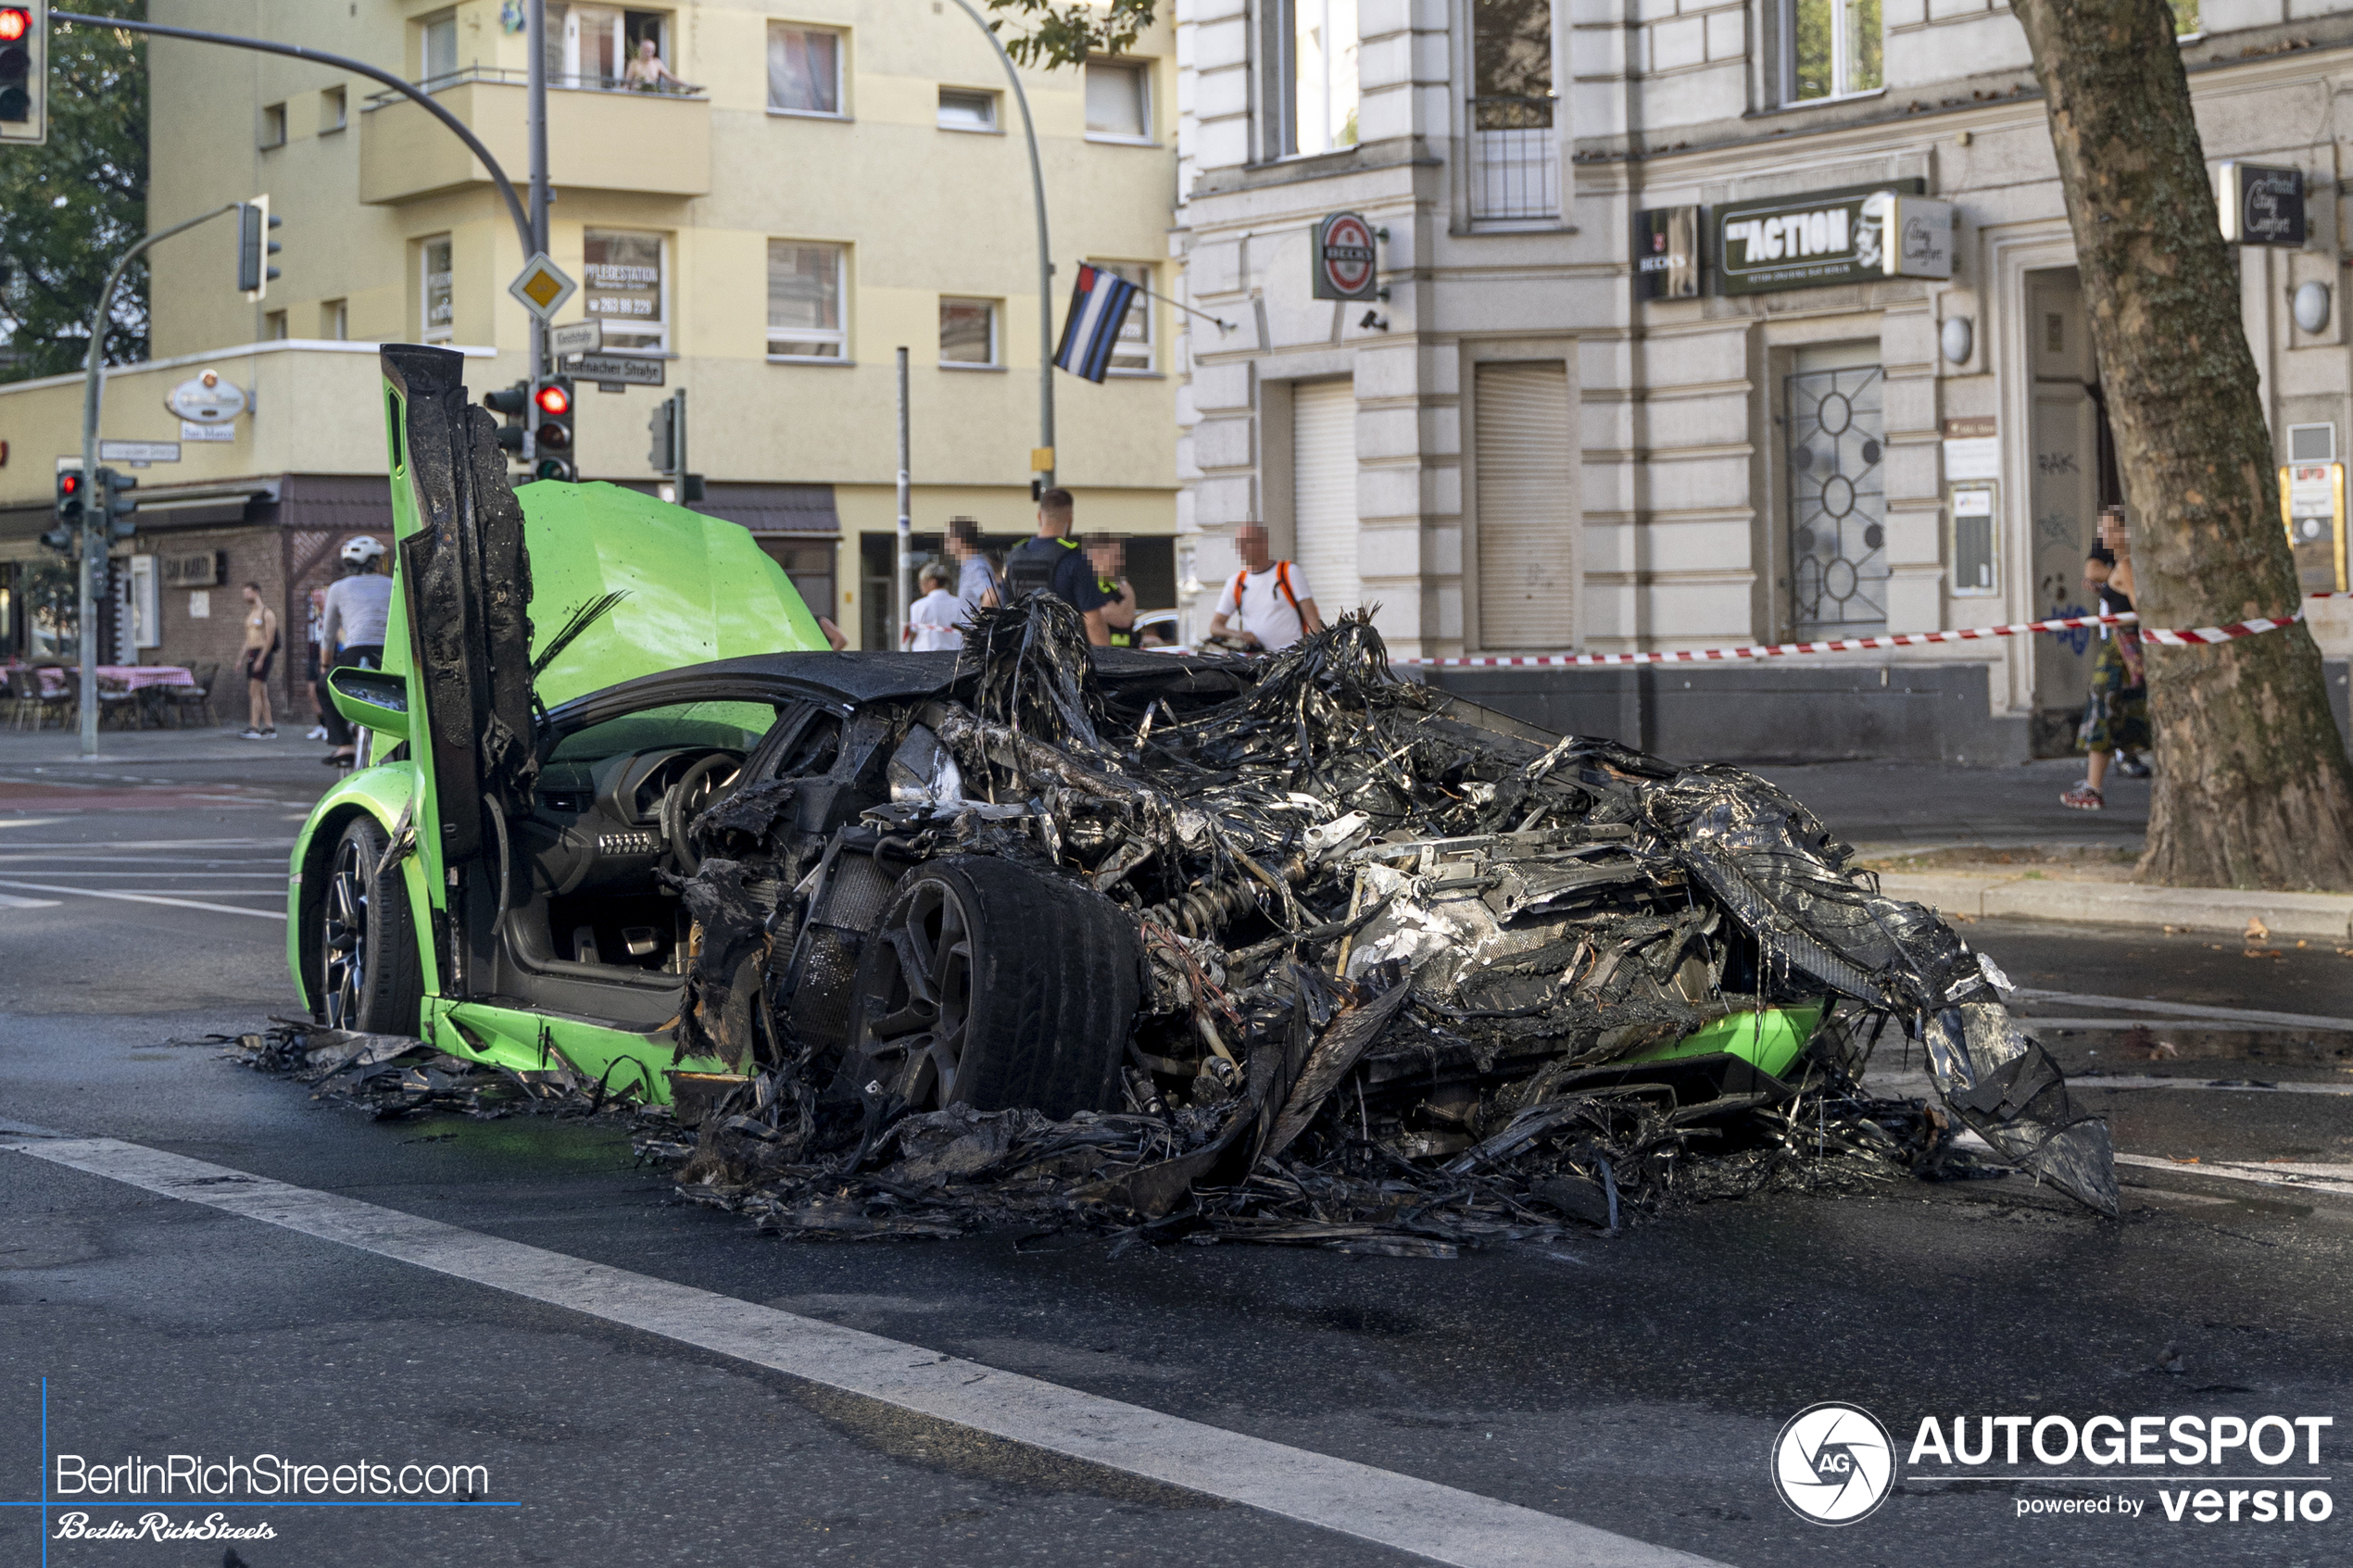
[320,814,425,1035]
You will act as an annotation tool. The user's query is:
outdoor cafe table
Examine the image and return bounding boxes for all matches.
[30,665,196,694]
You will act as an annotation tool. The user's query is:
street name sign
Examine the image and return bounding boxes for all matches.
[570,353,664,387]
[551,320,604,358]
[99,440,182,464]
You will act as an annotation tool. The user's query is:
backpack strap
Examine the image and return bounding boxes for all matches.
[1274,561,1302,614]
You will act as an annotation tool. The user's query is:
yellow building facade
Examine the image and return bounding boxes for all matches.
[1,0,1179,684]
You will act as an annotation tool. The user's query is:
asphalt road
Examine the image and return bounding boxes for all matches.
[3,740,2349,1568]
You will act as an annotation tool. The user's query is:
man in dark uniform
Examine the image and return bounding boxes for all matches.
[1000,487,1111,646]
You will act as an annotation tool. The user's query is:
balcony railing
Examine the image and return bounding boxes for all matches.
[365,64,706,109]
[1468,95,1558,223]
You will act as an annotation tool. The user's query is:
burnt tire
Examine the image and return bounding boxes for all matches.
[321,813,426,1035]
[847,855,1140,1118]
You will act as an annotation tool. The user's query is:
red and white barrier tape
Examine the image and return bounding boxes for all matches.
[1401,596,2347,669]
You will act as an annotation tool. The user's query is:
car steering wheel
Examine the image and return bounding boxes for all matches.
[660,752,740,877]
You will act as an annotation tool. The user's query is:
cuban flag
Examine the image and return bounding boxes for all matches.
[1053,263,1140,383]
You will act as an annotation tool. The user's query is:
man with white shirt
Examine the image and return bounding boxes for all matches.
[1209,521,1327,652]
[317,536,394,766]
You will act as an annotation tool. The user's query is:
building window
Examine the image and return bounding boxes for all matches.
[1085,59,1150,140]
[420,8,459,87]
[544,6,676,91]
[321,299,348,341]
[1277,0,1357,157]
[265,309,289,341]
[1790,0,1881,103]
[321,85,347,133]
[937,87,998,132]
[1469,0,1554,221]
[259,102,287,149]
[583,231,666,352]
[938,298,998,367]
[1088,261,1153,372]
[768,241,847,359]
[421,235,455,344]
[769,25,843,116]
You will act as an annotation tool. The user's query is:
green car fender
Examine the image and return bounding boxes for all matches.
[285,759,441,1018]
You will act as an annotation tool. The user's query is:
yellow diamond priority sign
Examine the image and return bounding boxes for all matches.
[508,253,577,320]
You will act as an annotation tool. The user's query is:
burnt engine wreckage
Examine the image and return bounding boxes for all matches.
[284,345,2113,1250]
[652,599,2118,1246]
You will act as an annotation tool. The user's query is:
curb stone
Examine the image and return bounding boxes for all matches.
[1873,872,2353,941]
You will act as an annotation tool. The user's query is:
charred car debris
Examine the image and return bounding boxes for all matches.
[278,345,2118,1254]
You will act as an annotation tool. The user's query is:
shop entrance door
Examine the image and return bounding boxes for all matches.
[1785,345,1888,639]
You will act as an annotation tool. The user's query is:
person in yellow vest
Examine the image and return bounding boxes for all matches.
[1209,521,1327,651]
[1087,533,1138,648]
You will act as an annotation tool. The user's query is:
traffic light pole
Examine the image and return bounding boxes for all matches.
[526,0,549,388]
[75,203,241,759]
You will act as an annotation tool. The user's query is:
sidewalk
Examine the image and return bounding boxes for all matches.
[1754,758,2353,940]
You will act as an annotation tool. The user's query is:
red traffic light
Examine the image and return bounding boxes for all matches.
[535,383,571,417]
[0,11,28,44]
[57,473,80,495]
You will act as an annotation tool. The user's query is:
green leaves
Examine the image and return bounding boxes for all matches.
[0,1,145,382]
[981,0,1159,69]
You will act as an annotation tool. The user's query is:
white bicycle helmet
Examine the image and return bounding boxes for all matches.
[340,535,386,567]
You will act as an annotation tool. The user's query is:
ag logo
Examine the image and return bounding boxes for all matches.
[1771,1402,1896,1524]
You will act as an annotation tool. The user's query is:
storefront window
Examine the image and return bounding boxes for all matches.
[1791,0,1881,103]
[421,235,453,343]
[583,230,666,352]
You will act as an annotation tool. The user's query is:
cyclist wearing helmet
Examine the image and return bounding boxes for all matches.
[317,535,392,767]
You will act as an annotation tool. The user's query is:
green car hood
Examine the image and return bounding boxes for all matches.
[516,480,829,706]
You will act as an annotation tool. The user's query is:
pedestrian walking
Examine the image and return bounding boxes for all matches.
[947,516,999,612]
[2063,508,2151,810]
[903,561,964,651]
[1087,533,1139,648]
[316,536,393,766]
[1000,487,1112,646]
[1208,521,1327,653]
[237,583,280,739]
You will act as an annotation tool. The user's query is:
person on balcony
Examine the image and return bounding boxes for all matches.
[623,37,688,92]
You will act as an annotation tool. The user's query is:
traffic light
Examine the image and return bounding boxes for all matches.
[532,377,575,482]
[484,380,532,461]
[0,3,44,147]
[42,469,79,552]
[236,195,281,301]
[94,466,137,541]
[647,393,678,474]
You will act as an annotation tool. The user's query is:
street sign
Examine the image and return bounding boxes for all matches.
[508,252,578,320]
[2219,162,2306,246]
[569,352,663,387]
[165,370,245,424]
[550,319,603,358]
[99,440,181,464]
[182,421,234,444]
[1312,211,1379,302]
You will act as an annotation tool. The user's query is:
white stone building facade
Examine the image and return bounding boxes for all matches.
[1170,0,2353,759]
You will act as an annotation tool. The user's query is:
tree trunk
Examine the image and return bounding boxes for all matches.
[2013,0,2353,890]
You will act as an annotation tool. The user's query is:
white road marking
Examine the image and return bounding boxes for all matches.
[0,880,286,921]
[0,893,62,909]
[1,1135,1722,1568]
[0,869,288,878]
[0,838,293,851]
[1867,1071,2353,1098]
[2117,1154,2353,1199]
[0,818,64,828]
[2011,987,2353,1034]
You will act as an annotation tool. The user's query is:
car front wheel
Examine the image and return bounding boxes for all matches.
[321,814,426,1035]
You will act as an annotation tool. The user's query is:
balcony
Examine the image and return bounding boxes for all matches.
[360,69,710,207]
[1467,96,1559,225]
